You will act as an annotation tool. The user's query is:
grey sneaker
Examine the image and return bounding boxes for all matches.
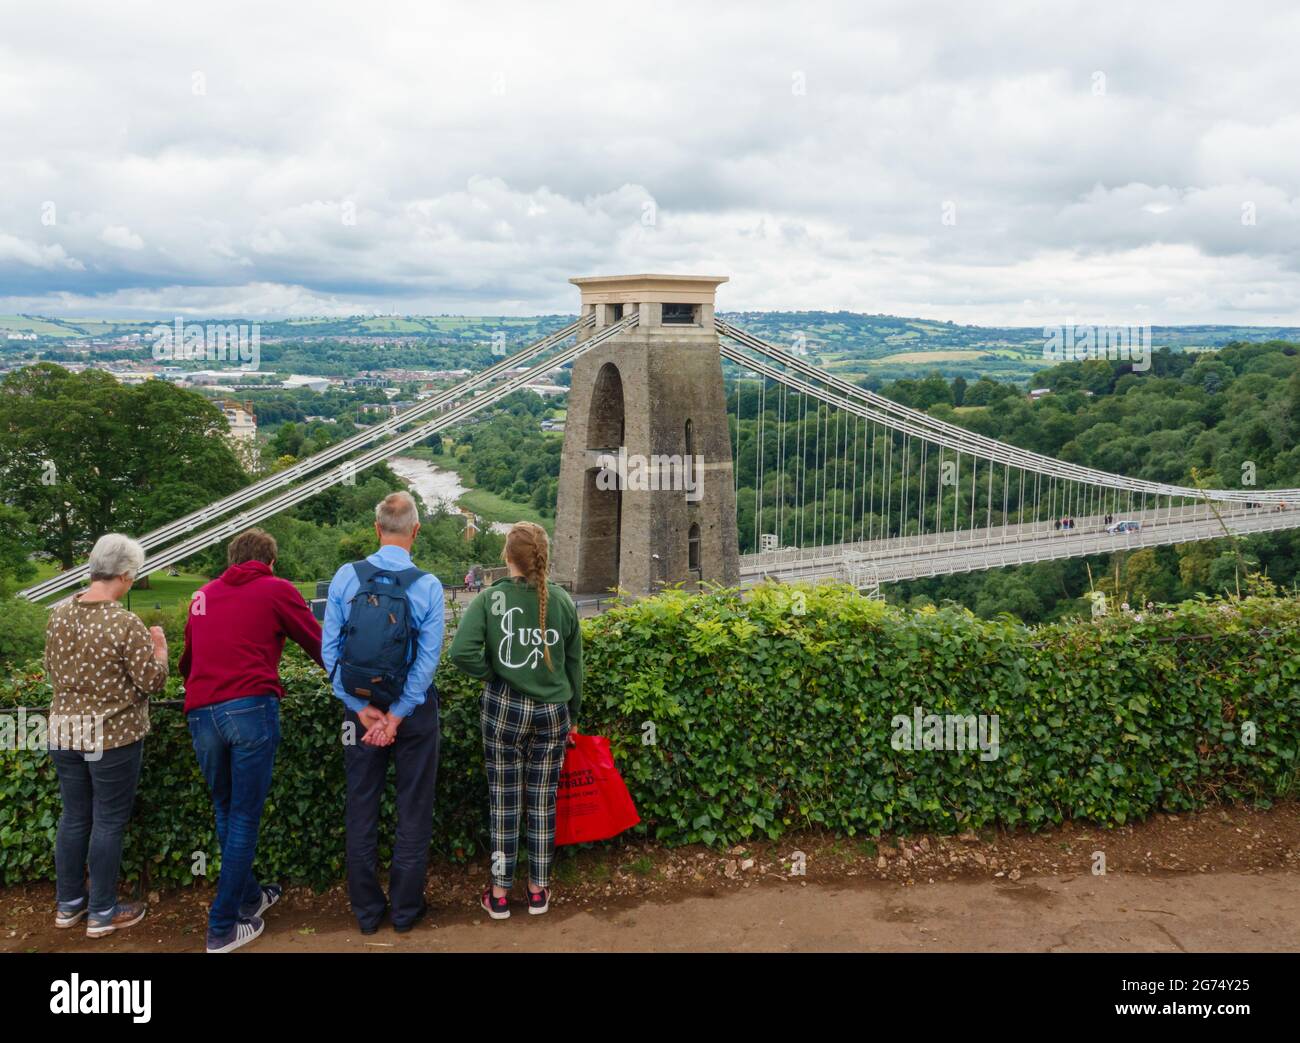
[55,899,87,929]
[240,883,283,920]
[206,915,265,954]
[86,900,147,939]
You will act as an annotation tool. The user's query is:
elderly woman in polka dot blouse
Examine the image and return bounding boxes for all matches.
[43,533,169,939]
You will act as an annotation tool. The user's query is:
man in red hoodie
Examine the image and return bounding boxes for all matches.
[180,528,324,953]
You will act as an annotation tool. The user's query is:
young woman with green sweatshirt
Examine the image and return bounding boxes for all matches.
[448,521,582,918]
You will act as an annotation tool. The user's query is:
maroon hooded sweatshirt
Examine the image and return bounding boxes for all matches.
[180,560,324,712]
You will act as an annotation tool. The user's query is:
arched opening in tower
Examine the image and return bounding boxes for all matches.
[578,362,625,591]
[586,362,625,450]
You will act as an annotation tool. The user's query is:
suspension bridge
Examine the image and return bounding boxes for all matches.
[17,274,1300,604]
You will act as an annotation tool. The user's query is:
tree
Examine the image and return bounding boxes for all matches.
[0,594,47,672]
[962,378,1002,407]
[914,371,954,409]
[0,504,38,582]
[0,365,247,568]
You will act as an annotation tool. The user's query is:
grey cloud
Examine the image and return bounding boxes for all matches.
[0,0,1297,323]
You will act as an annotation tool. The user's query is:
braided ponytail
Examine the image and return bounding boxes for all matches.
[504,521,552,667]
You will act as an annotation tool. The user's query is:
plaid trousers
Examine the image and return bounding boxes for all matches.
[480,679,571,889]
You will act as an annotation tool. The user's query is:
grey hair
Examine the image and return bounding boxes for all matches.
[87,533,147,582]
[375,491,420,536]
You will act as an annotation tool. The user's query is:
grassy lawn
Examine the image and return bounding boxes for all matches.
[124,573,317,612]
[123,573,214,612]
[456,486,552,531]
[26,562,316,613]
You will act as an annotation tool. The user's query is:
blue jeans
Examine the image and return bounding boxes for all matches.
[187,696,280,938]
[51,740,145,916]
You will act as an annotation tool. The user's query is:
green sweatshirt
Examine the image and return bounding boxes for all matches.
[448,577,583,723]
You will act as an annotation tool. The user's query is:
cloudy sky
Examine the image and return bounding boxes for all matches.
[2,0,1299,324]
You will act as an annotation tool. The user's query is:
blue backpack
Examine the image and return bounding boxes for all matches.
[333,561,427,709]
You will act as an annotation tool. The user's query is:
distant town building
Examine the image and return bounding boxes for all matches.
[222,401,257,441]
[282,374,331,392]
[221,400,260,472]
[460,509,479,541]
[358,400,416,418]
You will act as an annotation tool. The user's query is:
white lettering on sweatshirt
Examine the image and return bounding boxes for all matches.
[496,605,559,669]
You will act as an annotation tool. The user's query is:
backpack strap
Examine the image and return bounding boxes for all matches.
[389,566,426,590]
[352,560,425,592]
[388,567,427,670]
[351,560,381,588]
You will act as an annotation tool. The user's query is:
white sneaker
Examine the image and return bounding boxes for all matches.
[206,915,265,954]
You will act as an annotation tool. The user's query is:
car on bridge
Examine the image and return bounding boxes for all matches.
[1106,519,1141,534]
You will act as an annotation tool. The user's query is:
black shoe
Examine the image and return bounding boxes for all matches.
[359,905,388,936]
[393,902,428,934]
[480,887,510,920]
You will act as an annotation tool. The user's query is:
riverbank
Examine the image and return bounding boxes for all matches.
[388,455,516,533]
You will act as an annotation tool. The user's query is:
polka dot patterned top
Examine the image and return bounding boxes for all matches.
[43,596,169,752]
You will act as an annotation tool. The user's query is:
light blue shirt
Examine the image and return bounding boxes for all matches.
[322,544,444,719]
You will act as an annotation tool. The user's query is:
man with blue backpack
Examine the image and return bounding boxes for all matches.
[322,491,445,935]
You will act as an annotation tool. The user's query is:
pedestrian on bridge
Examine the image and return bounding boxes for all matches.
[180,527,324,953]
[449,521,583,920]
[322,491,444,936]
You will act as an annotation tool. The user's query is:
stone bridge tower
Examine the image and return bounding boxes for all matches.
[552,274,740,596]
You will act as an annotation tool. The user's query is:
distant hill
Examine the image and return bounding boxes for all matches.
[4,310,1298,384]
[720,311,1300,384]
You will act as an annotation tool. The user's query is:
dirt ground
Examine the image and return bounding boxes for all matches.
[5,803,1299,953]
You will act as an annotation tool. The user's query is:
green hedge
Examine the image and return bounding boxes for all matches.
[2,585,1298,889]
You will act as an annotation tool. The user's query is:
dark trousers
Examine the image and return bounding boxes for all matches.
[187,696,280,938]
[343,692,440,930]
[51,739,145,915]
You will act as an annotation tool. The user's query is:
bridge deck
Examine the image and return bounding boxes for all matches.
[740,504,1300,586]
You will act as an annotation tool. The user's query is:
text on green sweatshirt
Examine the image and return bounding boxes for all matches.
[448,577,583,722]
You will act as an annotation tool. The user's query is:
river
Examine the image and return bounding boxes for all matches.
[389,456,512,533]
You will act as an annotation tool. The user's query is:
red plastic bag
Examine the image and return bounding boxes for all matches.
[554,733,640,846]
